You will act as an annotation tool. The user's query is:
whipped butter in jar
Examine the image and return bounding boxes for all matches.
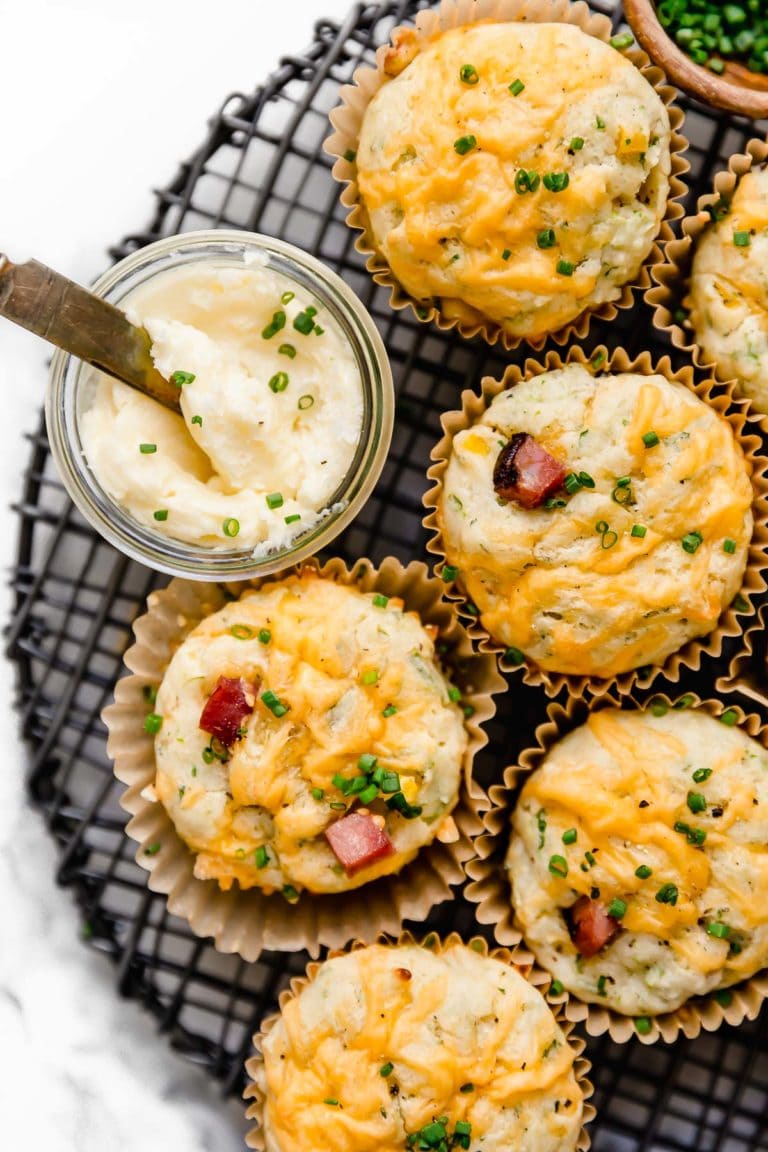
[46,232,393,579]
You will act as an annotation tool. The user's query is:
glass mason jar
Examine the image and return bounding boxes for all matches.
[45,230,394,580]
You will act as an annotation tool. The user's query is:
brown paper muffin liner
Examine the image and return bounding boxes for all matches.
[648,134,768,424]
[465,690,768,1044]
[324,0,688,353]
[242,929,595,1150]
[423,342,768,699]
[102,556,505,963]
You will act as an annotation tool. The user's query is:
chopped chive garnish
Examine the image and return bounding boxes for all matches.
[261,310,286,339]
[170,370,195,387]
[635,1016,652,1035]
[687,791,707,814]
[311,787,324,801]
[682,531,703,554]
[255,845,269,869]
[501,248,511,260]
[608,897,627,919]
[442,564,458,582]
[448,685,462,703]
[706,921,731,939]
[596,115,606,129]
[642,430,660,447]
[655,883,678,905]
[505,646,525,665]
[284,513,301,525]
[362,669,379,685]
[693,767,712,782]
[358,754,377,772]
[279,343,297,359]
[734,594,750,612]
[359,783,379,805]
[543,172,569,192]
[262,689,289,718]
[537,228,557,249]
[144,713,163,735]
[269,371,289,393]
[293,310,316,334]
[597,975,608,996]
[142,684,157,706]
[550,980,564,996]
[323,1098,339,1107]
[562,828,578,845]
[460,1082,475,1093]
[723,538,736,553]
[380,1062,394,1077]
[266,492,284,510]
[229,624,254,640]
[548,854,568,878]
[733,231,751,247]
[298,394,314,410]
[454,134,477,155]
[509,78,525,95]
[460,63,479,84]
[720,709,738,726]
[153,509,168,522]
[514,169,540,194]
[280,291,295,305]
[570,136,585,151]
[372,593,389,608]
[631,524,647,538]
[610,31,634,49]
[139,443,157,454]
[144,842,161,856]
[282,885,299,902]
[556,259,574,276]
[191,415,203,426]
[382,704,397,717]
[258,628,271,645]
[344,149,356,162]
[222,517,240,537]
[715,989,733,1007]
[635,864,652,879]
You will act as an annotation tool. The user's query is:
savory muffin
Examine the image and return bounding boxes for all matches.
[253,940,585,1152]
[688,166,768,415]
[437,363,752,678]
[150,571,468,895]
[356,21,671,340]
[506,706,768,1017]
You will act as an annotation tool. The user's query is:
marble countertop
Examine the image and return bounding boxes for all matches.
[0,1,354,1146]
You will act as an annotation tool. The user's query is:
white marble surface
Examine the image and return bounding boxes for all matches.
[0,1,354,1147]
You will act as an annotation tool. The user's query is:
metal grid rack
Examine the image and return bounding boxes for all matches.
[7,1,768,1147]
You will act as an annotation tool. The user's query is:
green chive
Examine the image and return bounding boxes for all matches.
[537,228,557,249]
[344,149,356,162]
[170,370,195,387]
[372,593,389,608]
[501,248,511,260]
[359,783,379,805]
[362,669,379,685]
[255,845,269,869]
[681,531,703,554]
[597,975,608,996]
[144,842,161,856]
[153,509,169,522]
[692,767,712,782]
[262,690,289,718]
[380,1062,394,1077]
[454,134,477,155]
[504,646,525,665]
[635,1016,652,1035]
[556,259,574,276]
[441,564,458,582]
[382,705,397,717]
[269,371,289,393]
[358,754,377,772]
[723,538,736,553]
[278,343,296,359]
[229,624,254,640]
[608,897,627,919]
[282,885,299,903]
[266,492,284,510]
[543,172,569,192]
[596,115,606,129]
[139,443,157,454]
[460,64,479,84]
[548,854,568,878]
[144,713,163,735]
[715,989,733,1007]
[298,394,314,410]
[258,628,271,645]
[733,231,751,246]
[460,1082,475,1093]
[642,430,660,447]
[562,828,578,845]
[610,31,634,49]
[514,170,540,194]
[262,311,286,339]
[284,513,301,525]
[311,787,324,801]
[222,517,240,537]
[631,524,647,538]
[448,685,462,703]
[191,415,203,426]
[635,864,652,879]
[280,291,295,305]
[706,921,731,939]
[656,883,678,905]
[293,310,315,335]
[508,77,525,95]
[570,137,585,151]
[687,791,707,814]
[720,709,739,726]
[550,980,564,996]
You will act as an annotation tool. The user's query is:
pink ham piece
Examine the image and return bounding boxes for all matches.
[493,433,567,509]
[199,676,257,747]
[324,811,395,875]
[568,895,621,958]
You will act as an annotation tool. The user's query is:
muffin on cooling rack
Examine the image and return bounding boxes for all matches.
[430,357,756,683]
[105,557,501,959]
[246,937,590,1152]
[687,163,768,416]
[328,2,683,347]
[506,704,768,1023]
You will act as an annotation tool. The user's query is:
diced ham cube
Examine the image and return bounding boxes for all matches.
[199,676,257,747]
[324,811,395,875]
[568,896,621,958]
[493,433,567,509]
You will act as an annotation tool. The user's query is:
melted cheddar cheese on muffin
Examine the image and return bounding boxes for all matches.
[152,573,468,895]
[254,941,584,1152]
[688,166,768,415]
[356,22,671,339]
[507,707,768,1017]
[438,364,752,677]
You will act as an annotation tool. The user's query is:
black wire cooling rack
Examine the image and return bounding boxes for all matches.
[7,1,768,1147]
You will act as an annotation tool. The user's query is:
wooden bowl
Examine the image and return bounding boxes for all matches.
[624,0,768,119]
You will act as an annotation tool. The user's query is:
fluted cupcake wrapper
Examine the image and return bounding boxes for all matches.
[242,929,595,1150]
[324,0,688,353]
[422,343,768,699]
[102,556,505,963]
[464,690,768,1044]
[648,134,768,431]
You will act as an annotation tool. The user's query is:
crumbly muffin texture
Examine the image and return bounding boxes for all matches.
[152,573,468,894]
[255,941,584,1152]
[438,364,752,678]
[357,21,671,339]
[507,708,768,1017]
[689,166,768,415]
